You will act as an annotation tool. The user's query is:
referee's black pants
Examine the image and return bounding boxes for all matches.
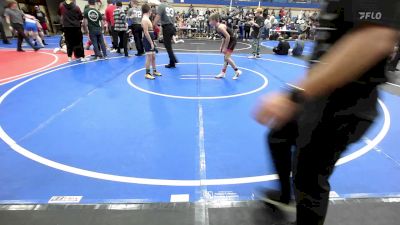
[268,96,374,225]
[162,24,177,66]
[130,24,144,55]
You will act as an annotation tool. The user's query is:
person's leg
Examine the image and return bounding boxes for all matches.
[294,106,373,225]
[63,28,74,57]
[145,54,151,72]
[256,38,261,56]
[98,33,107,57]
[225,52,238,70]
[14,24,35,50]
[145,53,155,79]
[163,25,177,67]
[251,37,258,55]
[90,32,100,57]
[266,121,298,204]
[111,26,118,49]
[123,31,128,56]
[75,27,85,59]
[33,32,44,47]
[133,25,144,55]
[0,21,9,43]
[116,31,122,53]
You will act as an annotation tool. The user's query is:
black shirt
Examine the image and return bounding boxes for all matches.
[310,0,400,120]
[34,10,46,23]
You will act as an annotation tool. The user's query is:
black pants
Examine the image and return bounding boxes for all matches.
[108,25,118,49]
[63,27,85,58]
[162,24,177,66]
[268,98,373,225]
[130,24,144,55]
[0,21,8,42]
[12,23,35,50]
[117,30,128,56]
[244,28,250,39]
[267,120,298,204]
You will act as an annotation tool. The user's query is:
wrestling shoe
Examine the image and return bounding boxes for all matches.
[232,70,242,80]
[145,73,155,80]
[215,72,226,79]
[248,55,257,59]
[153,71,162,76]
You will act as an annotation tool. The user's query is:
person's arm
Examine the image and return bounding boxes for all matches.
[142,20,154,49]
[4,11,13,32]
[83,18,89,34]
[255,25,399,128]
[299,25,398,99]
[25,14,36,20]
[153,6,162,27]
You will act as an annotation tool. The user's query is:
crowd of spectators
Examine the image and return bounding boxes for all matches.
[171,5,320,41]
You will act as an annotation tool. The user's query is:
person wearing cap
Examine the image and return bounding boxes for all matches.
[113,1,129,57]
[33,5,48,36]
[4,0,39,52]
[248,8,264,59]
[153,0,178,68]
[84,0,108,60]
[127,0,144,56]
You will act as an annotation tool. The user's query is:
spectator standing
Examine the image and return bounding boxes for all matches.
[128,0,144,56]
[59,0,85,61]
[105,0,118,51]
[113,1,129,57]
[83,0,108,60]
[248,8,264,59]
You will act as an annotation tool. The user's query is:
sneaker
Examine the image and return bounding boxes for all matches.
[257,189,296,213]
[110,49,118,53]
[68,57,73,62]
[103,56,109,60]
[53,47,60,53]
[165,64,176,69]
[233,70,242,80]
[153,71,162,76]
[145,73,155,80]
[17,49,25,52]
[248,55,256,59]
[215,72,226,79]
[256,54,261,58]
[80,57,88,62]
[33,47,40,52]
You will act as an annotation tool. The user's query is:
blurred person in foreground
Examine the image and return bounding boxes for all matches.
[254,1,400,225]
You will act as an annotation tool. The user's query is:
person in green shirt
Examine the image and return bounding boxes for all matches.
[83,0,107,59]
